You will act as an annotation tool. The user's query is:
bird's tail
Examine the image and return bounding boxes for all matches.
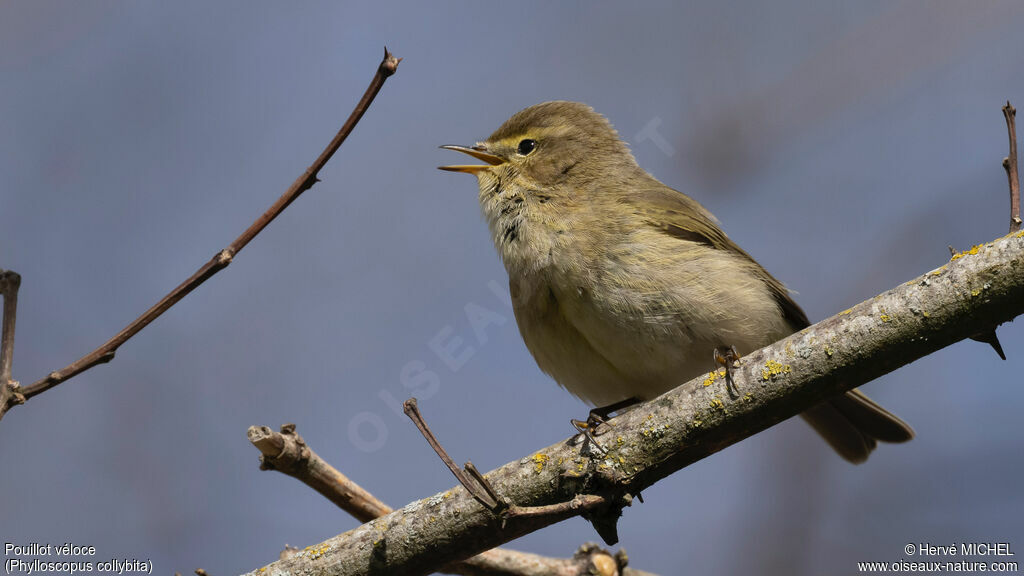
[800,389,914,464]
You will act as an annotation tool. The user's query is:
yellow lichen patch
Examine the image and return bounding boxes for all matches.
[971,288,982,297]
[950,244,981,261]
[824,345,834,357]
[761,359,791,381]
[304,542,331,561]
[617,436,625,446]
[702,371,718,387]
[743,393,754,403]
[839,309,852,316]
[878,307,891,323]
[641,419,671,438]
[709,397,724,410]
[691,419,703,428]
[531,453,549,473]
[1017,230,1024,238]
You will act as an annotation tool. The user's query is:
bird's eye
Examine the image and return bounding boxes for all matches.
[517,139,537,156]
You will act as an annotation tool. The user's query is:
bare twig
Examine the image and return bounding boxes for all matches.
[501,495,610,522]
[464,461,506,512]
[248,423,654,576]
[0,270,20,383]
[403,397,619,533]
[1002,102,1022,233]
[0,271,22,417]
[248,423,390,522]
[2,49,401,420]
[403,398,504,512]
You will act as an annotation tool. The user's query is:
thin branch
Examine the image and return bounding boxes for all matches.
[2,49,401,419]
[464,461,507,514]
[403,398,504,512]
[241,231,1024,576]
[0,270,20,383]
[1002,102,1022,233]
[0,270,22,415]
[502,495,609,523]
[248,423,390,523]
[247,424,654,576]
[404,398,619,533]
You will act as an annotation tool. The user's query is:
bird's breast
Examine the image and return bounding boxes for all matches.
[479,185,566,277]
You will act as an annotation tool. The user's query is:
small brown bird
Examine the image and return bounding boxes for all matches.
[441,101,913,463]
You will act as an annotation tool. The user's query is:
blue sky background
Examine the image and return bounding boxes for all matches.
[2,2,1023,575]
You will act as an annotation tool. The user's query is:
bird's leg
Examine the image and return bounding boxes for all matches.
[571,397,640,453]
[714,345,741,397]
[576,397,641,434]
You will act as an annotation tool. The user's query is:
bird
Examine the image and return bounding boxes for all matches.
[440,101,913,463]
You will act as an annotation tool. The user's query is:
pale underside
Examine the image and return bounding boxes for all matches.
[480,175,794,407]
[507,225,793,407]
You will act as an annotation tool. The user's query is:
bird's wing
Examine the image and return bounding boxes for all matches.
[617,184,913,464]
[619,184,810,331]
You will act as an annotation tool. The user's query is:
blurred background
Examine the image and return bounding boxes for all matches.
[2,2,1023,574]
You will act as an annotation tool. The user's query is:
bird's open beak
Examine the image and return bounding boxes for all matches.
[438,145,504,174]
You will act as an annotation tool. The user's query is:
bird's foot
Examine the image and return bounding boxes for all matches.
[713,345,741,397]
[571,397,640,454]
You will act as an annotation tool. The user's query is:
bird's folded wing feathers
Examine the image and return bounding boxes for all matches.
[619,184,811,331]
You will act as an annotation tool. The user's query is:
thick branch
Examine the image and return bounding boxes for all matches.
[242,231,1024,576]
[247,424,654,576]
[1,49,400,420]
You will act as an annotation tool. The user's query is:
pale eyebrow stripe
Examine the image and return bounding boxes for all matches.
[492,126,570,147]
